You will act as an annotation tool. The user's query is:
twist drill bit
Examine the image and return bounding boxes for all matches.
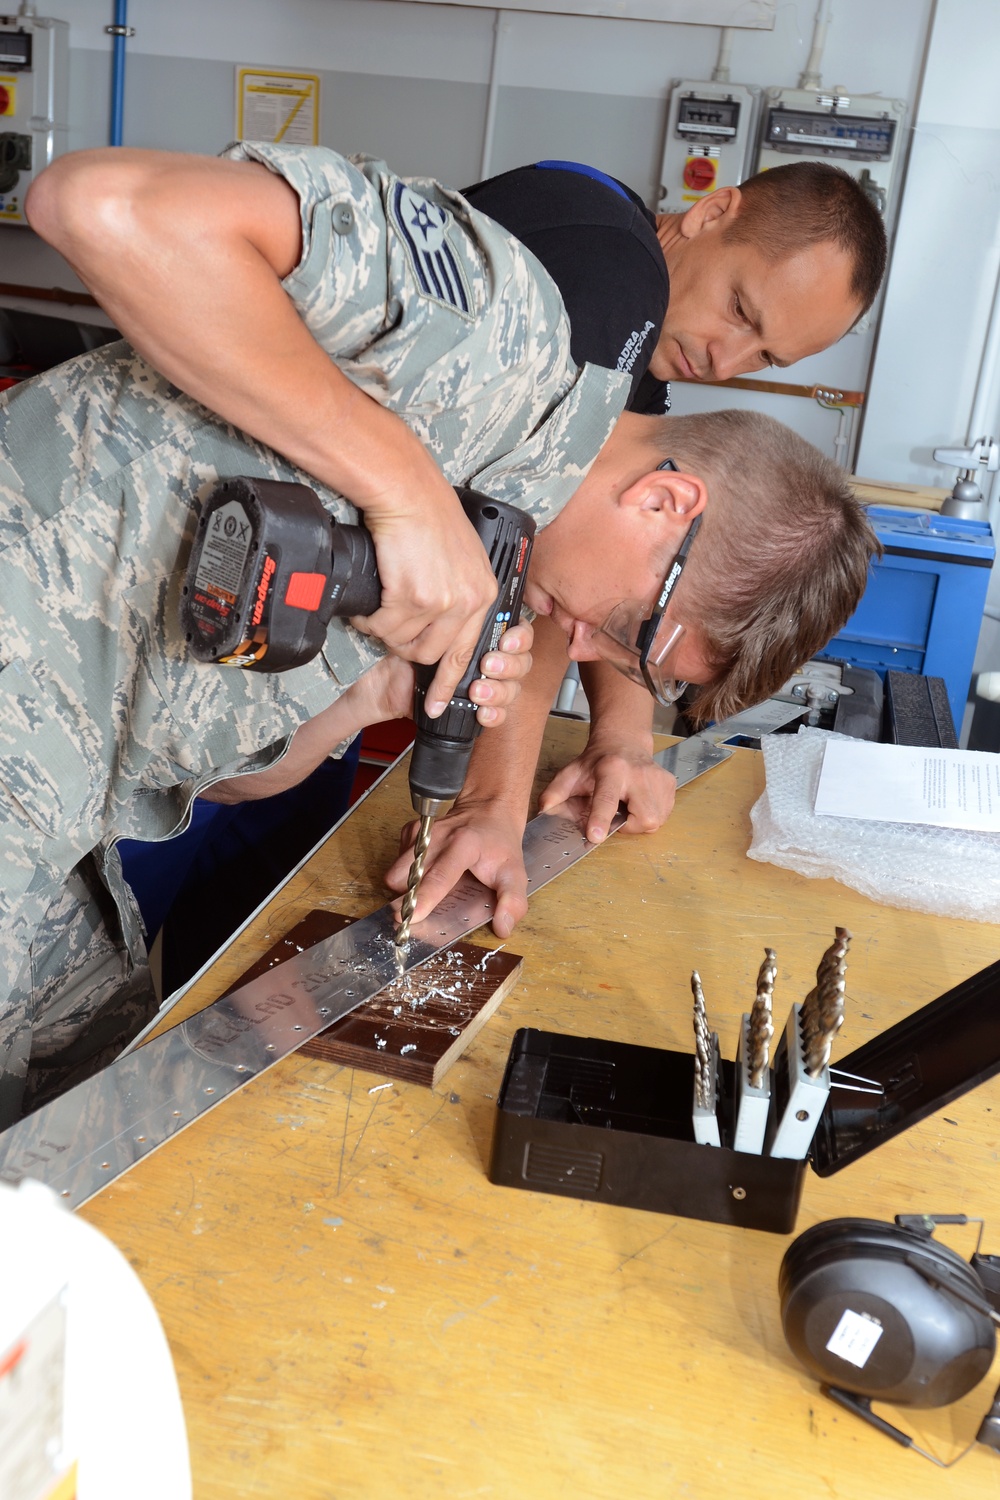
[747,947,776,1089]
[800,926,848,1051]
[802,926,851,1078]
[691,970,712,1109]
[394,814,434,960]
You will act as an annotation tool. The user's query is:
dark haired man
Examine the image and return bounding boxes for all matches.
[464,159,886,413]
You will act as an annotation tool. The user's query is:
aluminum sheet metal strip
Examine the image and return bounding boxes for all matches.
[0,741,729,1207]
[655,736,732,785]
[0,798,628,1206]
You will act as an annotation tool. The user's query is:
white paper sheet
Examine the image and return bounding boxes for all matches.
[814,741,1000,832]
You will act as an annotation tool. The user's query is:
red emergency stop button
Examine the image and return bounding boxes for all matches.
[683,156,717,192]
[284,571,326,611]
[0,86,10,116]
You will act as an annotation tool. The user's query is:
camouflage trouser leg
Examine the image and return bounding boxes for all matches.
[0,859,155,1128]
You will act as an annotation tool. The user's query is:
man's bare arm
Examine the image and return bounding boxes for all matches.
[25,149,496,714]
[202,622,534,805]
[200,662,403,805]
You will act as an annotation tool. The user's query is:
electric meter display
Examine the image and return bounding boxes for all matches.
[676,95,742,142]
[0,29,31,68]
[657,80,759,210]
[763,106,897,161]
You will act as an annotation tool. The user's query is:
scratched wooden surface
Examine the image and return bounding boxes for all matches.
[82,721,1000,1499]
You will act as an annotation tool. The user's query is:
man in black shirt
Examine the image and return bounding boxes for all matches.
[466,160,669,411]
[464,158,886,415]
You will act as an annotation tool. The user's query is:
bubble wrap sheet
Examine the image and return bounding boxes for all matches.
[748,728,1000,924]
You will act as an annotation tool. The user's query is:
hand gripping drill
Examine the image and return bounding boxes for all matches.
[179,476,535,952]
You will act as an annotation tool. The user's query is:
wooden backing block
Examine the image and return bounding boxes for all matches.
[223,909,522,1088]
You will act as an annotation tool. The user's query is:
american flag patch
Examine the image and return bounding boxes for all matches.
[393,182,471,317]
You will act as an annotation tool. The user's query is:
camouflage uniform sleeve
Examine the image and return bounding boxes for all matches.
[218,143,631,531]
[221,142,395,358]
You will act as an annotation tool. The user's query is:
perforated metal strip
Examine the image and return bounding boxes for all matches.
[0,745,727,1207]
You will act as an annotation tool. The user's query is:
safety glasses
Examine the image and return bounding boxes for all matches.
[593,460,701,706]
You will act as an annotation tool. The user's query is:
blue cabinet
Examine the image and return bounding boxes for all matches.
[817,506,995,731]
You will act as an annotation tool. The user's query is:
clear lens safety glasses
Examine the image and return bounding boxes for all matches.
[594,477,701,706]
[594,607,688,705]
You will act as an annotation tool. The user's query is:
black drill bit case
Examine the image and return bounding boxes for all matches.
[487,957,1000,1235]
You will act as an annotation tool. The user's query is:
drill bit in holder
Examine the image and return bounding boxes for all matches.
[733,948,776,1155]
[770,928,851,1159]
[691,970,722,1147]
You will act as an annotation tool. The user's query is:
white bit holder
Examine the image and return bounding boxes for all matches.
[732,1013,771,1155]
[692,1031,722,1147]
[768,1003,831,1160]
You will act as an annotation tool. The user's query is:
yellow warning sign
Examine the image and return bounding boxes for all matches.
[235,67,320,146]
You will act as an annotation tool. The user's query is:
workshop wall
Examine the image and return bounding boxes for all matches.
[3,1,930,314]
[8,1,932,191]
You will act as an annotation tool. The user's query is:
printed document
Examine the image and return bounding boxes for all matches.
[814,741,1000,832]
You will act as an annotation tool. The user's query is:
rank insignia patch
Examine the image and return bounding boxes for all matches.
[393,182,471,316]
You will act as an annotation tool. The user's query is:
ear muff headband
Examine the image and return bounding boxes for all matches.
[781,1218,985,1296]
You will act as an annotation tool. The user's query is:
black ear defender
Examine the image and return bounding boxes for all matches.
[779,1214,1000,1467]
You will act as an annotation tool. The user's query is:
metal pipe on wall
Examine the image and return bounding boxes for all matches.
[107,0,131,146]
[712,26,733,83]
[480,10,508,181]
[799,0,831,91]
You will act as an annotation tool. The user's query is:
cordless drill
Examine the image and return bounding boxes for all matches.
[180,476,535,949]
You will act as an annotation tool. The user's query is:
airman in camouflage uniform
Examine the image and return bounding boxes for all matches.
[0,143,630,1125]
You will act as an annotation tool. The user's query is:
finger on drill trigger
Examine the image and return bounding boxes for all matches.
[493,620,535,668]
[501,620,534,649]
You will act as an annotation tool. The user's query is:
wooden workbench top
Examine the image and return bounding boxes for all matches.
[83,721,1000,1499]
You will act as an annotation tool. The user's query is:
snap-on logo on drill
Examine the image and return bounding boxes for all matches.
[252,555,277,627]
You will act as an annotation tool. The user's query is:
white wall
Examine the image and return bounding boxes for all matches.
[855,0,1000,679]
[42,0,923,104]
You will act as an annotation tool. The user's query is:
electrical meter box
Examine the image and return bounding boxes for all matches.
[657,80,759,212]
[0,13,68,225]
[754,87,906,219]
